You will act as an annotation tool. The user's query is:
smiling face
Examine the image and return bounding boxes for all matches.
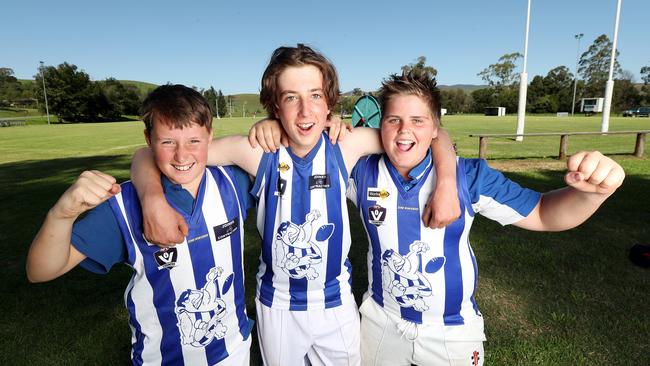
[145,120,212,197]
[380,94,438,180]
[274,65,330,158]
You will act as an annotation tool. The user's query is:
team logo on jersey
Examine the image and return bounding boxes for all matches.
[381,241,445,312]
[154,247,178,270]
[278,162,290,173]
[275,177,287,196]
[368,204,387,226]
[176,267,233,347]
[367,187,392,201]
[213,218,238,241]
[274,210,334,280]
[309,174,331,190]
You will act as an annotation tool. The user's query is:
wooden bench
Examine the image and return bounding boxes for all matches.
[0,119,26,127]
[468,130,650,159]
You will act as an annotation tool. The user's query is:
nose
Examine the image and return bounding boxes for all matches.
[298,98,309,118]
[174,144,188,162]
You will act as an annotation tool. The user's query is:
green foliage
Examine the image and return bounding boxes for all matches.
[527,66,575,113]
[477,52,523,88]
[470,88,496,113]
[401,56,437,79]
[612,78,641,112]
[440,89,469,114]
[217,89,227,118]
[202,86,218,117]
[578,34,621,97]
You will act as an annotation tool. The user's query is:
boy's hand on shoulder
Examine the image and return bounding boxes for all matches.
[565,151,625,195]
[324,115,352,144]
[53,170,120,220]
[141,195,189,247]
[248,117,286,153]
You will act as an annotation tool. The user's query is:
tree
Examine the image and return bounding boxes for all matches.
[470,88,496,113]
[578,34,621,97]
[0,68,24,106]
[640,65,650,104]
[203,87,218,117]
[217,90,227,118]
[401,56,437,78]
[612,78,641,112]
[100,78,141,117]
[440,89,468,114]
[351,88,364,96]
[477,53,522,88]
[34,62,94,121]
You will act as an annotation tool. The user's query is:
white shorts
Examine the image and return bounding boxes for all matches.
[360,298,485,366]
[216,335,251,366]
[255,297,361,366]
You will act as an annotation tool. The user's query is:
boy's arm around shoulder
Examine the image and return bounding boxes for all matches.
[26,170,121,283]
[514,151,625,231]
[130,136,263,245]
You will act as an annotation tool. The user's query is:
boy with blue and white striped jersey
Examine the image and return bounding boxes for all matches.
[347,71,625,366]
[26,85,254,366]
[131,44,460,366]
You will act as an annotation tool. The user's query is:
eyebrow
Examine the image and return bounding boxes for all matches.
[279,88,324,96]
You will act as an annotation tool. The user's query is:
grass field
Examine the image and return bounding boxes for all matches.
[1,115,648,365]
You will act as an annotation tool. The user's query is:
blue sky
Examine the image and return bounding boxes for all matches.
[4,0,648,94]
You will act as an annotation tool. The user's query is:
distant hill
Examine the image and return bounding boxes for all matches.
[119,80,158,95]
[342,84,487,96]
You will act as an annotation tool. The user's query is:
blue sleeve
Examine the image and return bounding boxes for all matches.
[71,200,127,274]
[251,152,272,199]
[224,165,255,210]
[463,158,541,218]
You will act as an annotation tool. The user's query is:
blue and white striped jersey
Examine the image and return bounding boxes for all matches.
[252,134,353,310]
[77,167,251,365]
[349,155,540,326]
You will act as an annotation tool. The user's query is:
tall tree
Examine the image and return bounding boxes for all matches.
[34,62,94,121]
[477,53,522,88]
[203,87,218,117]
[401,56,437,78]
[578,34,621,97]
[641,65,650,104]
[217,90,227,118]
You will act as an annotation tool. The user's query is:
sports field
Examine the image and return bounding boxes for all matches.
[1,115,649,365]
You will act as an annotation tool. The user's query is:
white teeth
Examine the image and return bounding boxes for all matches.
[172,163,194,171]
[298,123,314,129]
[397,140,414,146]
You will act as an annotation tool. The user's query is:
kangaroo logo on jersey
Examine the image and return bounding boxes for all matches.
[175,267,233,347]
[154,247,178,270]
[274,210,334,280]
[381,241,445,312]
[368,204,387,226]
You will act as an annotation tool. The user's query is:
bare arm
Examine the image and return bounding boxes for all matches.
[422,128,460,228]
[339,127,459,228]
[26,171,120,282]
[130,136,263,245]
[514,151,624,231]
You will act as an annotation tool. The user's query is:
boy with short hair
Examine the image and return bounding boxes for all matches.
[346,71,625,365]
[26,84,254,365]
[132,44,460,365]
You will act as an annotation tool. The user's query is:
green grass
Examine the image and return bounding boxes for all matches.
[1,115,648,365]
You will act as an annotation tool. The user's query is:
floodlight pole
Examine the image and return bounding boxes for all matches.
[601,0,622,133]
[515,0,532,142]
[39,61,51,125]
[571,33,584,116]
[243,101,246,118]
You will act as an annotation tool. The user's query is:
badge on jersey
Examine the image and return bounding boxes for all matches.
[367,187,393,202]
[154,247,179,270]
[213,218,239,241]
[309,174,331,190]
[368,204,387,226]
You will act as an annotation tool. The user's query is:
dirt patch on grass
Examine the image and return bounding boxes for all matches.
[488,159,566,173]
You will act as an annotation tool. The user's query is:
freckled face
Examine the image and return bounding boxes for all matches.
[145,121,212,197]
[274,65,330,158]
[380,94,438,179]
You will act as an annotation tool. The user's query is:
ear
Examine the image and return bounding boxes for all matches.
[431,125,439,140]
